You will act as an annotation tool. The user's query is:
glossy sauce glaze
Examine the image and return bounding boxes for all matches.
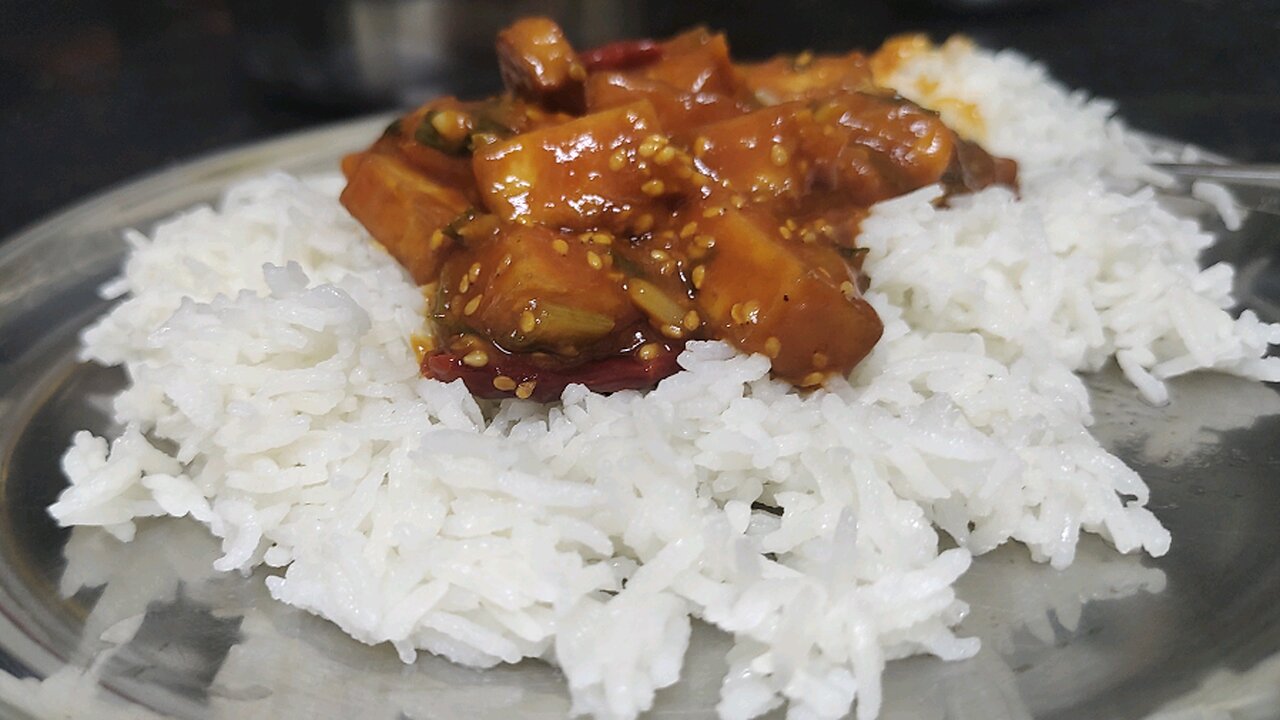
[340,18,1017,400]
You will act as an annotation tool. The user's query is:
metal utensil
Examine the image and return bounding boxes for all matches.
[1151,162,1280,219]
[227,0,640,107]
[1153,162,1280,191]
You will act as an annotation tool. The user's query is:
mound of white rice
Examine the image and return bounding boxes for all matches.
[49,40,1279,720]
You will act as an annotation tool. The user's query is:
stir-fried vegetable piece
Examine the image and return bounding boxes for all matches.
[817,92,958,190]
[583,28,750,137]
[423,344,680,402]
[580,39,663,72]
[340,18,1019,400]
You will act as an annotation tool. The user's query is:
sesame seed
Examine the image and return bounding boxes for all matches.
[654,145,677,165]
[813,352,829,369]
[462,349,489,367]
[675,165,692,179]
[552,238,570,255]
[839,280,856,300]
[801,230,817,244]
[814,102,839,124]
[459,276,470,293]
[519,310,537,333]
[742,299,761,323]
[641,179,666,197]
[586,251,603,270]
[778,225,793,239]
[638,136,662,158]
[692,172,711,187]
[786,219,798,230]
[431,110,461,137]
[730,302,745,324]
[420,283,437,302]
[591,232,612,245]
[649,249,670,263]
[493,375,517,392]
[731,195,746,208]
[764,337,781,358]
[694,136,711,156]
[468,262,482,281]
[800,371,826,387]
[412,334,436,356]
[660,324,685,339]
[569,63,587,81]
[702,206,724,218]
[515,381,537,399]
[429,229,446,249]
[679,221,698,239]
[682,310,701,331]
[463,294,483,316]
[637,343,661,361]
[770,144,790,166]
[498,253,513,273]
[609,149,627,172]
[691,264,706,289]
[635,214,655,233]
[694,234,716,249]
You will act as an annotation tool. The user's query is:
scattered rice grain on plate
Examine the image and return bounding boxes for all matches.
[49,40,1279,720]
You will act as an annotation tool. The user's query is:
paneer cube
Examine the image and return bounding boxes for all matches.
[647,29,738,97]
[739,52,876,104]
[436,223,640,354]
[472,101,666,231]
[692,207,882,383]
[495,17,586,113]
[585,72,746,138]
[340,150,471,284]
[693,102,812,201]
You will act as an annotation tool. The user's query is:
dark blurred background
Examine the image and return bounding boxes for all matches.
[2,0,1278,238]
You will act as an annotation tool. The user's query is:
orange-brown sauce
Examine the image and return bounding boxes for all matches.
[340,18,1017,401]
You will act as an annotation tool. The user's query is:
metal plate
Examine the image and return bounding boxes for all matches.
[1,117,1278,720]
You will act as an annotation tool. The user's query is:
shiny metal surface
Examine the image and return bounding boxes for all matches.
[1154,162,1280,190]
[0,119,1278,719]
[227,0,639,105]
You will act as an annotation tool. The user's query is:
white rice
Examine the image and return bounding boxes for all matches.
[48,41,1279,720]
[1190,180,1244,231]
